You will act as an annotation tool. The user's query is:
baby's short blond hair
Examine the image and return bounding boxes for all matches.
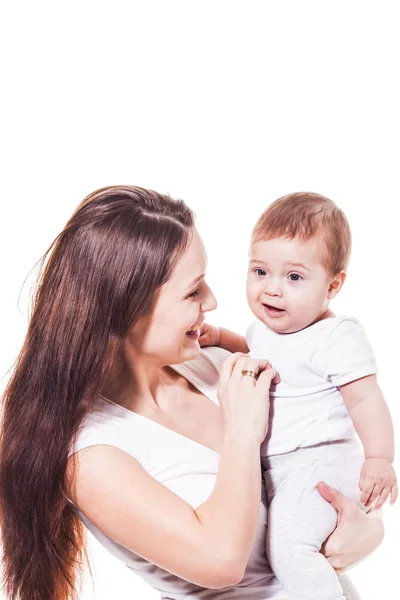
[252,192,351,276]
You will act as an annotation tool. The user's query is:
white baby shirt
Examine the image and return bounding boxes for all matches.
[67,346,288,600]
[246,315,378,456]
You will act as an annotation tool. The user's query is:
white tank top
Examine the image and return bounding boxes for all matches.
[68,346,287,599]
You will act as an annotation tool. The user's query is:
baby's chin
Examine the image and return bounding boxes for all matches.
[267,322,304,334]
[263,314,329,335]
[258,313,305,335]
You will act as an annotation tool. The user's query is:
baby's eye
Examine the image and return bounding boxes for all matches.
[188,288,201,298]
[255,268,267,277]
[288,273,302,281]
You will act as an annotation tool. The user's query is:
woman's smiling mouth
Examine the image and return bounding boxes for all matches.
[185,321,203,337]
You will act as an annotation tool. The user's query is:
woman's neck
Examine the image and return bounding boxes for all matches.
[102,355,188,416]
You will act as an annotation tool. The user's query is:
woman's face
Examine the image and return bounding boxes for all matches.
[130,228,217,365]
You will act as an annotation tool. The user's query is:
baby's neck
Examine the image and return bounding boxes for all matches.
[299,307,336,333]
[312,307,335,324]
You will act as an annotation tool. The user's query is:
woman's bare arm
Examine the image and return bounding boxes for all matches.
[67,354,278,589]
[68,439,261,589]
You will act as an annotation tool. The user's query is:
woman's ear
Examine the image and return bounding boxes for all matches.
[327,271,346,299]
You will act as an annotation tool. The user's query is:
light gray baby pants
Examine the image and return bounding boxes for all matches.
[262,439,364,600]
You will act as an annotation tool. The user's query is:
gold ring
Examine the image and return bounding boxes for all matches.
[241,369,257,378]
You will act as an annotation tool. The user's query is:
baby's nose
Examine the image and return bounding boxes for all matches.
[263,279,283,297]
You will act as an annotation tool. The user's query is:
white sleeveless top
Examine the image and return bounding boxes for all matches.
[67,346,288,599]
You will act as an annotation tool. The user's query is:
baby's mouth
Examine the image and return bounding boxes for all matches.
[263,304,286,315]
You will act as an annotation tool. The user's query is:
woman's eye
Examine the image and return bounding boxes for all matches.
[255,268,267,276]
[188,288,201,298]
[288,273,302,281]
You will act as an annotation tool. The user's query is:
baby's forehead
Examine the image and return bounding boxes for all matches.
[250,235,327,266]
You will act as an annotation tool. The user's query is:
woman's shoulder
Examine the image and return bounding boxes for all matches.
[199,345,233,371]
[68,346,231,466]
[67,397,142,460]
[174,346,232,390]
[184,345,232,374]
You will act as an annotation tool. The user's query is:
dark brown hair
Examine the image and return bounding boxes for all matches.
[252,192,352,275]
[0,185,195,600]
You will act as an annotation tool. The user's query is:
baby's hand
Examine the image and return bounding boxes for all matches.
[199,323,220,347]
[359,458,398,509]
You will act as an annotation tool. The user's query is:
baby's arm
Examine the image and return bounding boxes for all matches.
[340,375,398,509]
[199,324,249,353]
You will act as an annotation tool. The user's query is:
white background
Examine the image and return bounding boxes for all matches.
[1,1,399,598]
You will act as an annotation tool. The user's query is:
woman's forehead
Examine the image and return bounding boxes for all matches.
[166,229,207,287]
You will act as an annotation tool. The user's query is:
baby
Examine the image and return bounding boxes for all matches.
[200,192,397,600]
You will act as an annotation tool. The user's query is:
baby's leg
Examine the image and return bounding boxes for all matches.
[263,441,363,600]
[339,575,362,600]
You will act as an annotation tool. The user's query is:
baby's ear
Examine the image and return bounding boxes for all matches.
[327,271,346,299]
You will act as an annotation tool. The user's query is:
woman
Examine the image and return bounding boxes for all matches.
[0,186,383,600]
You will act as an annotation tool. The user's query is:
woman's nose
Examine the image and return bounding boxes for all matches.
[202,286,218,312]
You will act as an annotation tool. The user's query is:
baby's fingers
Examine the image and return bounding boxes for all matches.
[365,484,381,508]
[375,486,391,510]
[199,332,212,347]
[360,478,375,506]
[390,483,398,505]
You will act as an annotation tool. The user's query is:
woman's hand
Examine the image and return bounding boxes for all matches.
[318,482,384,574]
[218,353,280,446]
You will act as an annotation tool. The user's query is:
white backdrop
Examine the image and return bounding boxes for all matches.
[1,1,399,598]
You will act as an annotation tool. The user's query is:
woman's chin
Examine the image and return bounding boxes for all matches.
[182,337,201,359]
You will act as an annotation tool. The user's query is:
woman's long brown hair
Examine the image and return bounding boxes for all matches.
[0,186,195,599]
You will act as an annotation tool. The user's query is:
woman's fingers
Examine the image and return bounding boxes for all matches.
[233,356,267,382]
[271,370,281,385]
[317,482,340,506]
[218,353,280,446]
[254,366,279,392]
[218,352,249,388]
[219,353,280,389]
[319,480,385,572]
[218,353,279,445]
[316,482,355,516]
[232,356,279,385]
[254,358,280,384]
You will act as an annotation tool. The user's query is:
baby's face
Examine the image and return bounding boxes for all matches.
[246,236,334,334]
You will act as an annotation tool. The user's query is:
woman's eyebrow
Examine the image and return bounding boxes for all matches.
[185,274,205,291]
